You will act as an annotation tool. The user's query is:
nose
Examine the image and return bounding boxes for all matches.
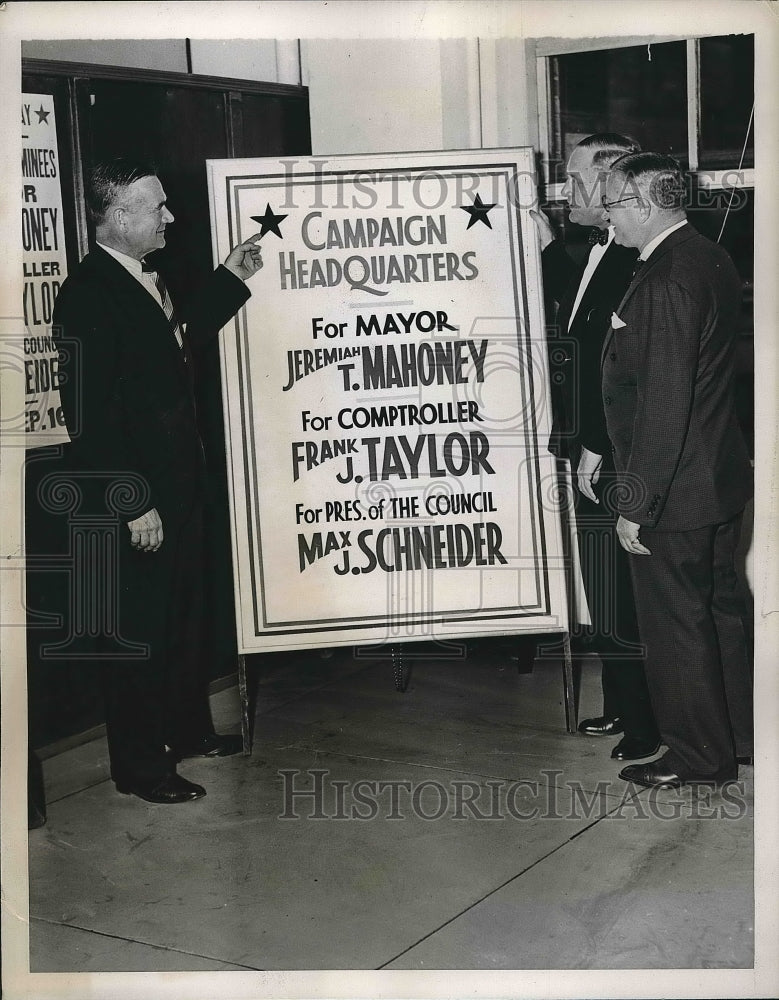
[561,178,571,202]
[162,206,174,224]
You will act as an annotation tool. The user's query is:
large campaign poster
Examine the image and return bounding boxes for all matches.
[207,149,569,652]
[21,93,69,446]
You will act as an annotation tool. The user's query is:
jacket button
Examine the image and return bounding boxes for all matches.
[610,352,617,362]
[604,395,612,405]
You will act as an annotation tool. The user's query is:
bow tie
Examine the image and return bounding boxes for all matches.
[141,260,156,273]
[588,228,609,246]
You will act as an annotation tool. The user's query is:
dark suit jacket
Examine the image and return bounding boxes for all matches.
[543,237,638,458]
[53,245,250,528]
[601,223,752,531]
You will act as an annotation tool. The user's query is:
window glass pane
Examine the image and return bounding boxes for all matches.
[698,34,754,170]
[549,42,688,183]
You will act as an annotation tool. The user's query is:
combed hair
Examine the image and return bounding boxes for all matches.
[609,151,687,210]
[86,158,158,223]
[575,132,641,169]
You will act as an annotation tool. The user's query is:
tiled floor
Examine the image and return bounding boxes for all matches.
[27,644,754,973]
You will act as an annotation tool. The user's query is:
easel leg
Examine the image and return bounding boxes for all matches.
[238,653,252,754]
[562,632,577,734]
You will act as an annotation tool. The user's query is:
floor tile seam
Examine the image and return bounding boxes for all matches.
[375,826,601,969]
[260,745,633,799]
[29,915,264,972]
[376,792,655,969]
[44,777,114,805]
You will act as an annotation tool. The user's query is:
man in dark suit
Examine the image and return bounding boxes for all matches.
[534,134,660,762]
[602,152,753,787]
[53,158,264,804]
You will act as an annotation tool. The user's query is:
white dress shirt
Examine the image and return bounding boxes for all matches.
[97,241,164,307]
[568,226,615,331]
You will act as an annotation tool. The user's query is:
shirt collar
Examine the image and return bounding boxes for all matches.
[97,241,144,278]
[640,219,687,261]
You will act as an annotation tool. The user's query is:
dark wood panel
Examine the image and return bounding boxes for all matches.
[24,57,308,99]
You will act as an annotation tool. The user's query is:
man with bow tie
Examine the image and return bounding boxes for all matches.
[601,152,753,788]
[533,133,660,764]
[53,158,264,804]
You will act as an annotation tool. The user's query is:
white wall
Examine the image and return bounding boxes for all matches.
[301,38,445,155]
[188,39,301,85]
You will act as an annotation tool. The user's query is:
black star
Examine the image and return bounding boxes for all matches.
[461,193,497,230]
[250,203,288,239]
[35,105,51,125]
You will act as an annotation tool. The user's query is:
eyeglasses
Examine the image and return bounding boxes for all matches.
[601,195,641,211]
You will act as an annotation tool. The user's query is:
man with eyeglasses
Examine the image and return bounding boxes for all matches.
[601,151,753,788]
[533,133,660,764]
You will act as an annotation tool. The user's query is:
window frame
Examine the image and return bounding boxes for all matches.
[535,35,754,202]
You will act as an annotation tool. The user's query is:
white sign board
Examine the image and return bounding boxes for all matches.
[22,93,69,445]
[207,149,568,652]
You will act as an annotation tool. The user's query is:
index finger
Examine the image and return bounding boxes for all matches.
[239,232,263,246]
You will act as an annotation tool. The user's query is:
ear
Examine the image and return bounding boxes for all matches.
[637,198,652,223]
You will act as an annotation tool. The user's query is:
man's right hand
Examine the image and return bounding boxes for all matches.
[576,446,603,504]
[127,508,163,552]
[530,209,556,251]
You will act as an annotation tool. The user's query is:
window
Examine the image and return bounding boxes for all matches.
[548,41,688,184]
[699,34,754,169]
[540,34,754,191]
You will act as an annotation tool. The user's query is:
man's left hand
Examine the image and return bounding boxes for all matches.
[224,232,264,281]
[616,515,652,556]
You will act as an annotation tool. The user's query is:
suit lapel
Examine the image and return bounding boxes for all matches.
[565,240,633,334]
[85,247,191,386]
[612,223,698,318]
[574,241,623,325]
[601,223,698,365]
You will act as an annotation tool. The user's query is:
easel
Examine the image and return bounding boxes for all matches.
[236,633,578,754]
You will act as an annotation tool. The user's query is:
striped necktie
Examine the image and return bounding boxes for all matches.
[141,261,186,357]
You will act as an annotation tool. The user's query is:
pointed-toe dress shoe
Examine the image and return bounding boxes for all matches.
[578,716,623,737]
[611,735,662,761]
[618,761,683,788]
[174,733,244,759]
[116,773,206,804]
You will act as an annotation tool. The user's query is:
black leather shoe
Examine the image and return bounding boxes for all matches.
[116,773,206,804]
[173,733,243,759]
[619,761,683,788]
[619,760,738,788]
[578,716,623,737]
[611,736,662,761]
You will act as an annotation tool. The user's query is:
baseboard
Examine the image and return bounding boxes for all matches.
[34,673,238,761]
